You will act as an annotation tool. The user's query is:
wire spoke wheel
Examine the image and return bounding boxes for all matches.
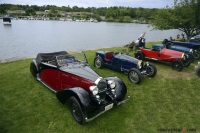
[128,68,142,84]
[94,57,104,68]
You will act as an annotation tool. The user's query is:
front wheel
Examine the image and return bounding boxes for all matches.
[94,56,104,69]
[128,68,142,84]
[145,63,157,77]
[69,96,86,125]
[172,60,183,71]
[182,58,190,67]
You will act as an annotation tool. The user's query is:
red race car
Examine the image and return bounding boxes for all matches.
[134,47,190,71]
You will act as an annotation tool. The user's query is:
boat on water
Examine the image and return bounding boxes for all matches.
[3,16,11,25]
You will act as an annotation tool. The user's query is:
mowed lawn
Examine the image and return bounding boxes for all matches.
[0,42,200,133]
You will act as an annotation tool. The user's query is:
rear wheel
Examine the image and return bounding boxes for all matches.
[145,63,157,77]
[94,57,104,68]
[30,60,38,78]
[128,68,142,84]
[188,53,195,63]
[172,60,183,71]
[135,52,144,60]
[193,52,200,59]
[166,42,172,49]
[69,96,86,125]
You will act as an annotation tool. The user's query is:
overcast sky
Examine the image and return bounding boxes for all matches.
[0,0,174,8]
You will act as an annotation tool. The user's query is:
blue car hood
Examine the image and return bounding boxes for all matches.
[170,45,190,53]
[153,44,190,53]
[115,53,139,62]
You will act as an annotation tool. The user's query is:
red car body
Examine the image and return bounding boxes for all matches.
[135,47,190,71]
[138,47,184,62]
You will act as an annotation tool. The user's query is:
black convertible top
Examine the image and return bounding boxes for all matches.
[36,51,68,64]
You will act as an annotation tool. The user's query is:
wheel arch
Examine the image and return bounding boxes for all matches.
[30,59,39,78]
[105,77,127,100]
[56,87,91,112]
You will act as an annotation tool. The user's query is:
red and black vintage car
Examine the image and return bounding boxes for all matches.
[30,51,129,125]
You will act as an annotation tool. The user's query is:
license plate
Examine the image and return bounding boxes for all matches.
[105,103,113,111]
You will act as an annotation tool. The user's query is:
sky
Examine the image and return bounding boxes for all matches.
[0,0,174,8]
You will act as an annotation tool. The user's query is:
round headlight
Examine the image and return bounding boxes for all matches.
[137,60,142,69]
[189,49,193,53]
[89,86,98,95]
[108,80,116,89]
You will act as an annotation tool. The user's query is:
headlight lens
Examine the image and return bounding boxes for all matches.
[137,60,142,69]
[89,86,98,95]
[108,80,116,89]
[189,49,193,53]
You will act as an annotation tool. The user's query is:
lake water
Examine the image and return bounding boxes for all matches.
[0,20,180,61]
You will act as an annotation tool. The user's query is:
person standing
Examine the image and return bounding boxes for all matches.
[136,32,146,48]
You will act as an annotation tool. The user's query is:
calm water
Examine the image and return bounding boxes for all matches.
[0,20,180,61]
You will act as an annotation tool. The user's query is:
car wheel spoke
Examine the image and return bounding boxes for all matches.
[72,103,82,121]
[130,71,139,83]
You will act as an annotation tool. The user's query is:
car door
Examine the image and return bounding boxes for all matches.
[59,71,78,90]
[110,55,121,71]
[143,49,160,60]
[39,63,58,90]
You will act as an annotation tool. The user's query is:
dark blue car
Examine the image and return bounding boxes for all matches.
[94,51,157,84]
[190,35,200,43]
[163,39,200,60]
[163,39,200,52]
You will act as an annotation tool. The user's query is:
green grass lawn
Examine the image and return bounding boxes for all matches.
[0,42,200,133]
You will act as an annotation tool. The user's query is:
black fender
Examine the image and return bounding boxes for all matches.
[30,59,38,78]
[105,77,127,101]
[56,87,93,113]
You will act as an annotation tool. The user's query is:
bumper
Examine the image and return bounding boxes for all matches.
[85,96,130,122]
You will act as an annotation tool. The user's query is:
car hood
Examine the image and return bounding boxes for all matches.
[59,65,100,82]
[115,53,139,62]
[170,45,190,52]
[161,48,183,57]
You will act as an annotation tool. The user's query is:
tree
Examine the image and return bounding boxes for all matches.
[25,8,35,15]
[150,0,200,39]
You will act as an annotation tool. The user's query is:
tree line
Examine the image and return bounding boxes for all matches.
[0,4,158,23]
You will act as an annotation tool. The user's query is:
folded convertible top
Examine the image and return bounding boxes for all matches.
[36,51,68,64]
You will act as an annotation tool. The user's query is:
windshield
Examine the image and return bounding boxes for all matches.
[56,51,87,67]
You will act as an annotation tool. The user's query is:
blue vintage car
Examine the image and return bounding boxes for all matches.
[94,51,157,84]
[189,35,200,43]
[163,39,200,53]
[152,43,199,62]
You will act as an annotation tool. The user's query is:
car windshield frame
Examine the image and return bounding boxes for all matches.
[56,51,87,67]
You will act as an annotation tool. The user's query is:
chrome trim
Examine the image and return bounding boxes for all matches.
[85,96,130,122]
[36,74,57,93]
[95,77,103,85]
